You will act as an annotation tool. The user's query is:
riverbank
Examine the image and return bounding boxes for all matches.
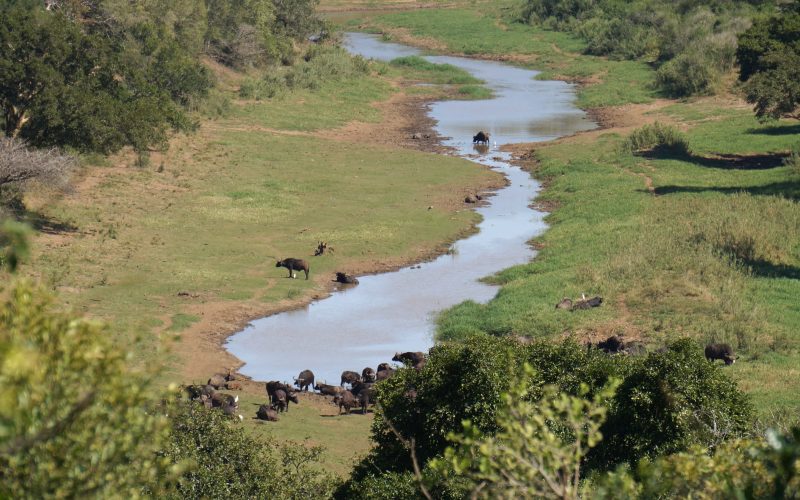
[24,49,503,380]
[350,5,800,419]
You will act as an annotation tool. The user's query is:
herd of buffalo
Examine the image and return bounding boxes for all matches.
[184,340,736,422]
[183,352,427,422]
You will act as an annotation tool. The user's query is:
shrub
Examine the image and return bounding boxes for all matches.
[161,401,335,499]
[341,337,752,494]
[622,122,691,155]
[0,280,173,497]
[785,142,800,176]
[655,48,721,97]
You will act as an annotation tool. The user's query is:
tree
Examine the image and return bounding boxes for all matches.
[432,367,619,499]
[0,280,174,497]
[736,4,800,120]
[161,400,336,499]
[271,0,323,39]
[0,2,209,153]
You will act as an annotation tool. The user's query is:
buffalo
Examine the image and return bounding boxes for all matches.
[276,258,309,279]
[315,382,344,397]
[207,373,227,389]
[393,351,426,369]
[295,369,315,392]
[256,404,279,421]
[597,335,625,354]
[333,391,357,414]
[705,343,736,365]
[362,367,376,383]
[473,131,490,145]
[341,370,362,387]
[272,389,288,412]
[266,381,293,398]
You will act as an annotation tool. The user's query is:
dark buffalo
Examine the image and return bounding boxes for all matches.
[393,351,426,369]
[333,391,357,414]
[256,404,279,421]
[266,381,293,398]
[211,392,237,408]
[295,369,315,391]
[272,389,288,412]
[341,370,362,387]
[597,335,625,354]
[335,272,359,285]
[376,366,395,382]
[183,384,204,400]
[315,382,343,397]
[276,258,309,279]
[207,373,227,389]
[377,362,392,372]
[473,131,490,145]
[356,384,376,414]
[573,295,603,310]
[705,343,736,365]
[362,367,376,383]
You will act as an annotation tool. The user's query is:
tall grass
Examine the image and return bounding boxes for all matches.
[622,122,690,155]
[240,45,373,100]
[390,55,481,84]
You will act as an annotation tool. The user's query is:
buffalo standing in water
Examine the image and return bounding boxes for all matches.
[473,131,490,145]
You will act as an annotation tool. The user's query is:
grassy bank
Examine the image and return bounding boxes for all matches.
[338,3,800,418]
[23,39,502,470]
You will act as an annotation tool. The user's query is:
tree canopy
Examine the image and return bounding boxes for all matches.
[737,3,800,119]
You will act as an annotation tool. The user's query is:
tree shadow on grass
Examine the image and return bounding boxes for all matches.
[651,180,800,200]
[743,257,800,280]
[3,205,78,235]
[639,149,787,170]
[746,123,800,136]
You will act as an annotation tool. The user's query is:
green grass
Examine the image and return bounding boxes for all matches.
[390,55,482,84]
[436,106,800,418]
[354,8,659,106]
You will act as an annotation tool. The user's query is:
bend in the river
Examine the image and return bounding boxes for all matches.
[225,33,596,384]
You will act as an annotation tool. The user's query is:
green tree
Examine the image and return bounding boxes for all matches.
[271,0,323,39]
[161,400,336,498]
[432,366,619,499]
[0,280,175,497]
[736,4,800,119]
[0,2,208,153]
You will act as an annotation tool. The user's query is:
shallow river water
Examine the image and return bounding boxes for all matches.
[225,33,596,384]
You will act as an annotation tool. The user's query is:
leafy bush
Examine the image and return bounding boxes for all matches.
[433,367,619,499]
[655,48,721,97]
[241,45,372,99]
[622,122,691,155]
[161,401,336,499]
[341,337,752,494]
[593,428,800,498]
[0,280,173,497]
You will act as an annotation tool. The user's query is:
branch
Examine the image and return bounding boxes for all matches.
[378,404,433,500]
[1,390,96,455]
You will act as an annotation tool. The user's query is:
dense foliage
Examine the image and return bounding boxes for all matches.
[0,0,323,154]
[160,401,335,499]
[0,280,174,497]
[736,2,800,119]
[339,337,753,497]
[517,0,771,97]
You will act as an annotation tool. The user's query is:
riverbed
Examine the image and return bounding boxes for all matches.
[225,33,595,384]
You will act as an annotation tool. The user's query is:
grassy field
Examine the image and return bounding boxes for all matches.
[347,6,659,107]
[23,36,502,471]
[332,2,800,419]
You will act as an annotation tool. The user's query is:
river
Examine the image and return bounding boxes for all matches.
[224,33,596,384]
